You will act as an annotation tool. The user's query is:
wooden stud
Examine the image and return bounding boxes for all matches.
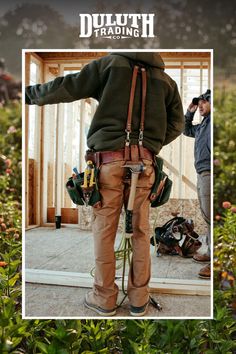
[25,53,43,227]
[54,64,64,220]
[25,269,211,296]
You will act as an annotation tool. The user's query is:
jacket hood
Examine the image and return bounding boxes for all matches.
[111,52,165,69]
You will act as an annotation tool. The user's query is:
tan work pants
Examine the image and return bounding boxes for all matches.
[91,159,155,309]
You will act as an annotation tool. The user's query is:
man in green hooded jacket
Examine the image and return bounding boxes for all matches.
[26,52,184,316]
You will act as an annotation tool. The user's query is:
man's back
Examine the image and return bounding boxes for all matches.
[25,52,184,153]
[87,52,184,153]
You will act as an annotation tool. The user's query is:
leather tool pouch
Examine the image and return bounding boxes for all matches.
[150,156,172,207]
[66,174,85,206]
[66,167,101,207]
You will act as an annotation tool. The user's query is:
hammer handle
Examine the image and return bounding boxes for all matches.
[127,172,139,211]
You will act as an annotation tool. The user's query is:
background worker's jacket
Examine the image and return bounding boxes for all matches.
[183,110,211,174]
[25,52,184,154]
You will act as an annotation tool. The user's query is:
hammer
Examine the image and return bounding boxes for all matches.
[123,162,146,235]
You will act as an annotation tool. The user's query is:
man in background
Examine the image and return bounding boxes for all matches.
[184,90,211,279]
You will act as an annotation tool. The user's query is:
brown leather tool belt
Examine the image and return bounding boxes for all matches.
[86,146,154,167]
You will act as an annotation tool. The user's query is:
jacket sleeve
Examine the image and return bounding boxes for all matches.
[183,110,199,137]
[163,82,184,145]
[25,60,100,106]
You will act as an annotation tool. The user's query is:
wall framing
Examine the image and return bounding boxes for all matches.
[24,50,211,226]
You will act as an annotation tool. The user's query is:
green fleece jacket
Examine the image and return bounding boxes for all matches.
[25,52,184,153]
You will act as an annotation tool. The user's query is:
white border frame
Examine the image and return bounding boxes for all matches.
[22,48,214,320]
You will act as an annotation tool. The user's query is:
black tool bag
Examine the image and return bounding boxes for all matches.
[150,156,172,207]
[66,173,85,206]
[150,216,202,257]
[66,165,101,208]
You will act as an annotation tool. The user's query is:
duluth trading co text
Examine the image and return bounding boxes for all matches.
[79,14,155,39]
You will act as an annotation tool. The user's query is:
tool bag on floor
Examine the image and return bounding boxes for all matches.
[150,216,202,257]
[66,161,101,208]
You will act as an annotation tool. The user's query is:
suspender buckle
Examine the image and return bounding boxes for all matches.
[139,130,144,145]
[125,130,130,146]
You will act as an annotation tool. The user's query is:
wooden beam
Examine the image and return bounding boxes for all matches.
[25,269,210,296]
[182,175,197,192]
[79,100,86,172]
[47,207,78,224]
[32,51,210,61]
[30,52,44,63]
[25,225,39,231]
[54,64,64,220]
[161,158,197,192]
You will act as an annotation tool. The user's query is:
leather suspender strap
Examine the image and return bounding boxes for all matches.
[126,65,139,135]
[139,68,147,159]
[140,68,147,134]
[125,65,147,161]
[125,65,139,160]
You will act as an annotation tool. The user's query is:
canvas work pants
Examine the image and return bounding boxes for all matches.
[197,171,211,256]
[91,159,155,310]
